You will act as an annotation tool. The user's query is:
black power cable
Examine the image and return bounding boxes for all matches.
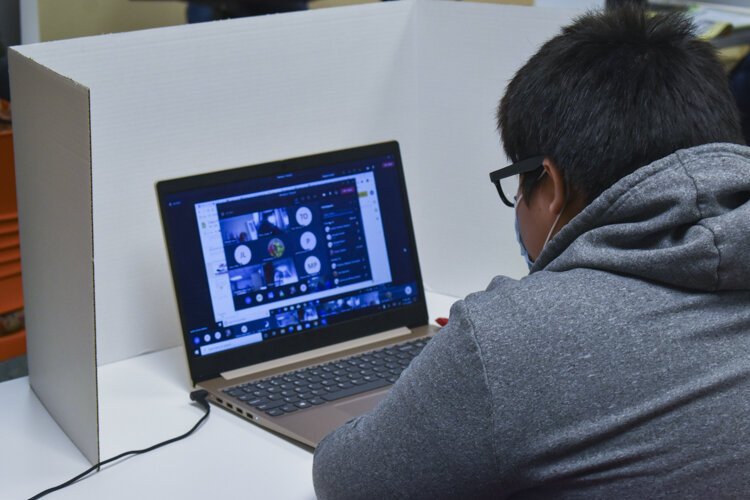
[28,390,211,500]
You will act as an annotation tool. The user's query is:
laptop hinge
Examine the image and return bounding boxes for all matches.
[221,326,413,381]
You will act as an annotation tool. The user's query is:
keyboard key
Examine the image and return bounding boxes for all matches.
[281,404,298,413]
[266,408,284,417]
[256,400,285,411]
[295,401,312,409]
[310,398,325,405]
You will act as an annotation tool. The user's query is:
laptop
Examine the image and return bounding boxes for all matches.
[156,141,437,447]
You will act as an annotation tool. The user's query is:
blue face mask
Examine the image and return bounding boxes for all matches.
[514,204,534,271]
[514,190,566,272]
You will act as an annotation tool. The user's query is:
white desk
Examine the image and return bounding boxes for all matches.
[1,292,458,500]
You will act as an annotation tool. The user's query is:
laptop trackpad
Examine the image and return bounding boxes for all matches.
[333,390,387,417]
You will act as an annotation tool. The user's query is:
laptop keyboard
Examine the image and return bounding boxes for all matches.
[221,337,429,417]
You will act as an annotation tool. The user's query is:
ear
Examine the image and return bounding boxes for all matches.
[542,157,566,215]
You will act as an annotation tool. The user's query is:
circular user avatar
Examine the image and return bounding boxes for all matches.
[296,206,313,226]
[304,256,322,275]
[267,238,286,258]
[234,245,252,265]
[300,231,317,251]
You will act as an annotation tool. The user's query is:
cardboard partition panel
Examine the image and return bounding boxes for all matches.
[412,1,578,298]
[9,53,98,463]
[10,0,578,462]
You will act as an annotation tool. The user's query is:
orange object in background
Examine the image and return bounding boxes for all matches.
[0,128,25,362]
[0,128,17,215]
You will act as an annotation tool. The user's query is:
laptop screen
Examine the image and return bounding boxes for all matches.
[157,142,427,383]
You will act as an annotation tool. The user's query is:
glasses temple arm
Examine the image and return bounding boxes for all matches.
[494,182,515,208]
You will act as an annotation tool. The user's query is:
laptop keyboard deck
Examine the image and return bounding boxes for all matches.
[222,338,429,417]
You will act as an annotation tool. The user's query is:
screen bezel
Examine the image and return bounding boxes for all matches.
[156,141,428,384]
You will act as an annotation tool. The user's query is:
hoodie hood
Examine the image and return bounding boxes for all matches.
[533,143,750,292]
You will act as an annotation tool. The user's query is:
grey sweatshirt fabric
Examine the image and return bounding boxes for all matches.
[312,143,750,499]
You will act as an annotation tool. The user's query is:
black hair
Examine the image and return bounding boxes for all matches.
[498,6,745,204]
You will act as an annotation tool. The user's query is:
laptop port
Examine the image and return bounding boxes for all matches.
[216,397,223,404]
[227,403,234,409]
[237,408,243,415]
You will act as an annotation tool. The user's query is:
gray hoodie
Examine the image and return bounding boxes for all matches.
[312,143,750,499]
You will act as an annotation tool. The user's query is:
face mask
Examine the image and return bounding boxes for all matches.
[514,202,534,270]
[514,192,565,271]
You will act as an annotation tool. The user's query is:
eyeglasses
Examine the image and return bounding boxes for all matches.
[489,155,545,207]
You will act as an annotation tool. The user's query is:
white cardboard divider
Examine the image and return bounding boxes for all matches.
[10,0,577,463]
[10,52,99,464]
[413,1,578,298]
